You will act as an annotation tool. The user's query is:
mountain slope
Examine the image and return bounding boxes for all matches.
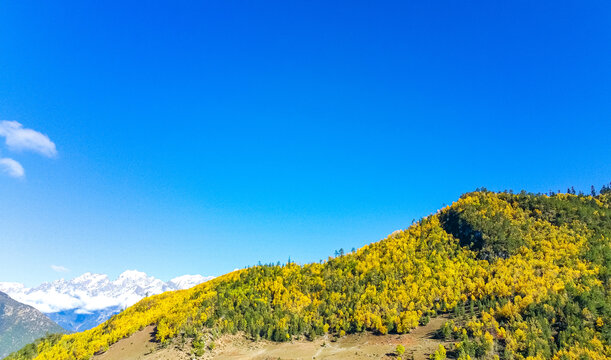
[90,317,453,360]
[7,190,611,360]
[0,292,64,359]
[0,271,213,332]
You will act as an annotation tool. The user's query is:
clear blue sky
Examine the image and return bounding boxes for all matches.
[1,1,609,286]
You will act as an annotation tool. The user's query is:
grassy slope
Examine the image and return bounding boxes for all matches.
[7,190,611,360]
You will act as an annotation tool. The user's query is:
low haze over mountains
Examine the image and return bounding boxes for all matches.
[0,271,213,332]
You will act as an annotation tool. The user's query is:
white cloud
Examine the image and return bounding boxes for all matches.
[10,290,82,313]
[0,158,25,178]
[51,265,70,273]
[0,121,57,157]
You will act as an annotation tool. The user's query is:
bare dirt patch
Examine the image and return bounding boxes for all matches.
[94,316,453,360]
[205,315,452,360]
[93,326,189,360]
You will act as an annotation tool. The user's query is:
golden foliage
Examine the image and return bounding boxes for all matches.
[8,191,611,360]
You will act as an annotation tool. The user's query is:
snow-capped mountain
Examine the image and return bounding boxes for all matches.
[168,274,210,289]
[0,271,213,332]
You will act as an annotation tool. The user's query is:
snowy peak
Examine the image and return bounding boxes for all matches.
[115,270,151,285]
[73,272,109,284]
[169,274,214,289]
[0,271,213,314]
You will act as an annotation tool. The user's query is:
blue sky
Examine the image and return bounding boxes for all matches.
[1,1,609,286]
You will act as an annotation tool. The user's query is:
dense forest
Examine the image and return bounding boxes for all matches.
[7,186,611,360]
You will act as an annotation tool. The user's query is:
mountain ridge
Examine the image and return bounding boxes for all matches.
[0,292,64,359]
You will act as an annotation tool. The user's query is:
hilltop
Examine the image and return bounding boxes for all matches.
[6,189,611,360]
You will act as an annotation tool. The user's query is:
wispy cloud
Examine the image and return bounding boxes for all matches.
[0,121,57,158]
[0,158,25,178]
[51,265,70,273]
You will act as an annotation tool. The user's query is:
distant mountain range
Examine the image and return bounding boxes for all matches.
[0,271,213,333]
[0,291,64,359]
[45,306,124,334]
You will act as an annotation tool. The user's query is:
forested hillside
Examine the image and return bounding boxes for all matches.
[7,188,611,360]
